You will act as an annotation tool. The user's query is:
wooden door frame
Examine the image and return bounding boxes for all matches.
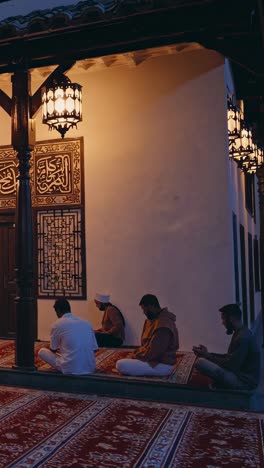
[0,212,15,338]
[0,211,38,339]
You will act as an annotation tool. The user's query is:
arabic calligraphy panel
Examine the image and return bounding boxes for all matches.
[0,148,18,209]
[0,138,83,209]
[32,138,82,206]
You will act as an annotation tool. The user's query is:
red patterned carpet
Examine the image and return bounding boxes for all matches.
[0,386,262,467]
[0,340,210,388]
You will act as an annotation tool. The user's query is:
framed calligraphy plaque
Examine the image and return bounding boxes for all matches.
[32,138,83,207]
[0,137,83,209]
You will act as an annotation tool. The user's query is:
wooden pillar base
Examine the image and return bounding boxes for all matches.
[14,297,36,370]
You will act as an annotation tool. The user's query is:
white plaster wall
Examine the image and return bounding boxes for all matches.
[0,47,234,352]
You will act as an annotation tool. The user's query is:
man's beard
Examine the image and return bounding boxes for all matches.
[99,304,106,311]
[145,312,156,320]
[226,325,234,335]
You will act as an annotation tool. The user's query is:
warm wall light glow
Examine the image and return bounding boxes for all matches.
[42,77,82,138]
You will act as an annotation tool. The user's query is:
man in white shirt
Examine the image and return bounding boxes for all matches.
[38,298,98,375]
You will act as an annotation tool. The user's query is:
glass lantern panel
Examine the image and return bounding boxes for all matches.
[66,86,74,97]
[66,96,75,113]
[241,127,249,150]
[47,89,54,100]
[54,87,64,99]
[47,100,55,115]
[55,97,65,114]
[42,101,47,118]
[228,108,236,133]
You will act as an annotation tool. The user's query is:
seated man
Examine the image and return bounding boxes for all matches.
[94,293,125,347]
[193,303,260,390]
[116,294,179,376]
[38,297,98,375]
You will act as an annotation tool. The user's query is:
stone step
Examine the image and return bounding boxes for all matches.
[0,367,262,412]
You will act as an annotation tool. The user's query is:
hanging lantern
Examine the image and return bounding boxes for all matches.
[227,95,264,173]
[239,123,253,155]
[229,136,242,163]
[246,146,264,174]
[227,98,241,141]
[230,122,254,167]
[257,146,264,167]
[240,148,256,173]
[227,97,243,164]
[42,75,82,138]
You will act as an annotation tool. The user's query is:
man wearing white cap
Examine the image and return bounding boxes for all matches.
[94,293,125,347]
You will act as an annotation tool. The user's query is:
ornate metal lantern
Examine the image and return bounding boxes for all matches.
[229,136,242,163]
[228,97,243,163]
[227,98,241,141]
[42,75,82,138]
[244,146,264,174]
[239,124,253,155]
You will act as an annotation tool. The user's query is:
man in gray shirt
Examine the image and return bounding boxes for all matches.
[192,303,260,390]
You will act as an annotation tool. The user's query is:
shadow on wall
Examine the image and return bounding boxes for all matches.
[127,47,225,108]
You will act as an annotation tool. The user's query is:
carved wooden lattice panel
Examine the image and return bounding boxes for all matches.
[37,208,86,298]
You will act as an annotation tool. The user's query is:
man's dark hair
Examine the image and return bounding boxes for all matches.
[139,294,160,308]
[219,303,241,320]
[54,297,71,314]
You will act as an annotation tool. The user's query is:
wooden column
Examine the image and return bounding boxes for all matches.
[11,68,36,369]
[257,166,264,347]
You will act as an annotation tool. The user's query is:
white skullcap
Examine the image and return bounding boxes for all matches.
[95,292,110,303]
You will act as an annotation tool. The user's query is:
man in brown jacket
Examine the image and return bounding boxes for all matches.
[94,293,125,347]
[116,294,179,376]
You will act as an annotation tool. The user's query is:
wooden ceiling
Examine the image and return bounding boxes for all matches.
[0,0,263,137]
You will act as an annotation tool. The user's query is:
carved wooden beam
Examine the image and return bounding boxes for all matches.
[30,62,75,118]
[0,89,12,116]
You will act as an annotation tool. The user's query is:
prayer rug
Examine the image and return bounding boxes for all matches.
[95,347,211,387]
[0,340,210,388]
[0,386,262,467]
[0,340,51,370]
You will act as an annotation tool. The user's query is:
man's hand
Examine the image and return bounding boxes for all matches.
[192,344,209,358]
